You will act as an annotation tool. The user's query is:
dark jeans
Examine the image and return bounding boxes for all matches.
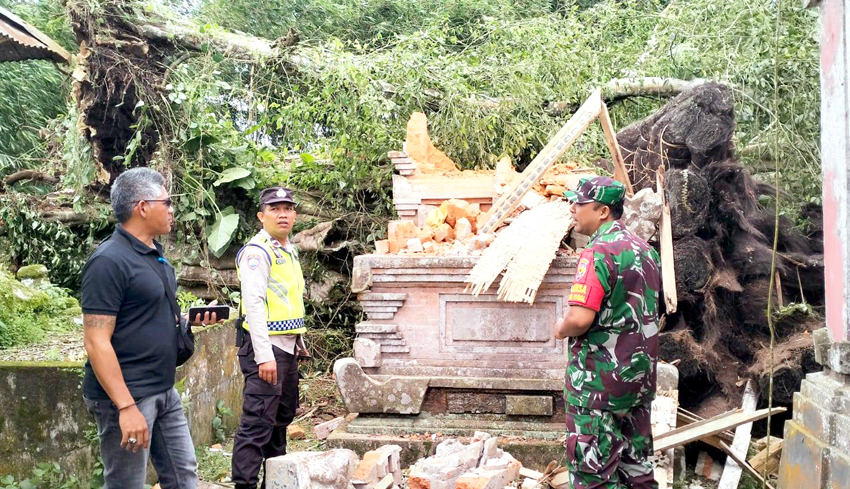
[84,387,198,489]
[232,336,300,489]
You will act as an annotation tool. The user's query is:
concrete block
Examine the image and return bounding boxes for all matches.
[354,338,382,368]
[455,462,521,489]
[333,358,429,414]
[376,444,403,484]
[505,395,553,416]
[314,417,345,440]
[814,328,832,365]
[657,362,680,392]
[435,439,483,469]
[473,432,492,442]
[481,451,519,470]
[482,437,499,462]
[265,449,360,488]
[778,421,827,489]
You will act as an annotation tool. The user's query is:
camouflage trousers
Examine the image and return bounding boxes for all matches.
[564,403,657,489]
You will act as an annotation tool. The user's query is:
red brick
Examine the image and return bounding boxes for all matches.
[444,199,471,227]
[286,425,305,440]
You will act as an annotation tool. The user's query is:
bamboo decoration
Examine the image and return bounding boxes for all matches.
[466,201,574,304]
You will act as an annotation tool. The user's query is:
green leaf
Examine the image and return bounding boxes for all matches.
[208,214,239,257]
[300,153,315,164]
[1,475,15,484]
[214,167,252,186]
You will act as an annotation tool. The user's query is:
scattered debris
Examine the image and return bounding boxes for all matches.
[264,449,360,488]
[352,445,402,488]
[408,432,521,489]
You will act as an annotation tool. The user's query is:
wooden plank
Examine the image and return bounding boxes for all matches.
[719,441,776,489]
[518,467,544,479]
[478,90,603,235]
[656,168,678,315]
[598,102,635,196]
[677,410,734,449]
[654,407,786,453]
[749,440,784,474]
[718,380,759,489]
[550,470,571,487]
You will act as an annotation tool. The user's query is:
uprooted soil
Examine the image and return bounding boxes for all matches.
[618,83,824,424]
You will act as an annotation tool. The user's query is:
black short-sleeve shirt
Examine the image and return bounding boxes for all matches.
[82,226,178,400]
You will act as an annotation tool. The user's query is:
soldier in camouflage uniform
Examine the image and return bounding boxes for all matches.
[553,176,661,489]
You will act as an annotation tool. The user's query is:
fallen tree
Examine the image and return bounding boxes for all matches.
[618,84,824,420]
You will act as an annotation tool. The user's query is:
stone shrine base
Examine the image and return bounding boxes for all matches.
[778,329,850,489]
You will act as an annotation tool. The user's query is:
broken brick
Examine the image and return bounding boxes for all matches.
[313,416,345,440]
[286,424,305,440]
[388,220,420,253]
[407,237,424,252]
[375,239,390,255]
[433,223,454,243]
[445,199,471,227]
[454,217,473,242]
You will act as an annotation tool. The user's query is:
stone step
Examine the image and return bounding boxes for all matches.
[355,322,398,334]
[381,345,410,353]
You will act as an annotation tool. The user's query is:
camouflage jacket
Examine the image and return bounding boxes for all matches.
[565,220,661,411]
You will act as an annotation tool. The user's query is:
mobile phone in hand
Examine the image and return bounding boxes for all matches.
[187,305,230,322]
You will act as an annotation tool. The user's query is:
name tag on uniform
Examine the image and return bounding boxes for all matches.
[276,258,286,264]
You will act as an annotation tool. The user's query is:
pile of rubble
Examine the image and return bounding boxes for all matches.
[262,432,570,489]
[407,432,521,489]
[376,199,494,255]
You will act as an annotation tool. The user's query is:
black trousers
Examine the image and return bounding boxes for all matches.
[231,335,299,489]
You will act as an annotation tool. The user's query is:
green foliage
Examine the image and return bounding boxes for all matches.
[0,462,85,489]
[0,198,111,289]
[196,0,556,47]
[0,0,75,172]
[0,270,81,349]
[177,290,204,310]
[211,399,233,443]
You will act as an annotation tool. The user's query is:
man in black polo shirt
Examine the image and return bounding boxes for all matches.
[82,168,203,488]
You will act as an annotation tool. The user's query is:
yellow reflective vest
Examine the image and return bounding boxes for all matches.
[236,232,306,335]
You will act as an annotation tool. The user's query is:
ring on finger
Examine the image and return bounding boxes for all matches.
[128,437,138,445]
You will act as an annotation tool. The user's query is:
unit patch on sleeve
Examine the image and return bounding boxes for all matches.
[568,249,605,312]
[246,253,262,270]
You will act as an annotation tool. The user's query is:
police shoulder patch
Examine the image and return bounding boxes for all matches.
[246,253,262,270]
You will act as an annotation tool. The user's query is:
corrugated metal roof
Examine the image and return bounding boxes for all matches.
[0,6,71,64]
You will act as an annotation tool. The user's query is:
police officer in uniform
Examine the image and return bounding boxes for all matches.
[232,187,307,489]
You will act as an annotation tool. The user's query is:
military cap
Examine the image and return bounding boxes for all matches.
[563,176,625,206]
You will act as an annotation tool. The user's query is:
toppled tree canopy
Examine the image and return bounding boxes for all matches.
[0,0,822,369]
